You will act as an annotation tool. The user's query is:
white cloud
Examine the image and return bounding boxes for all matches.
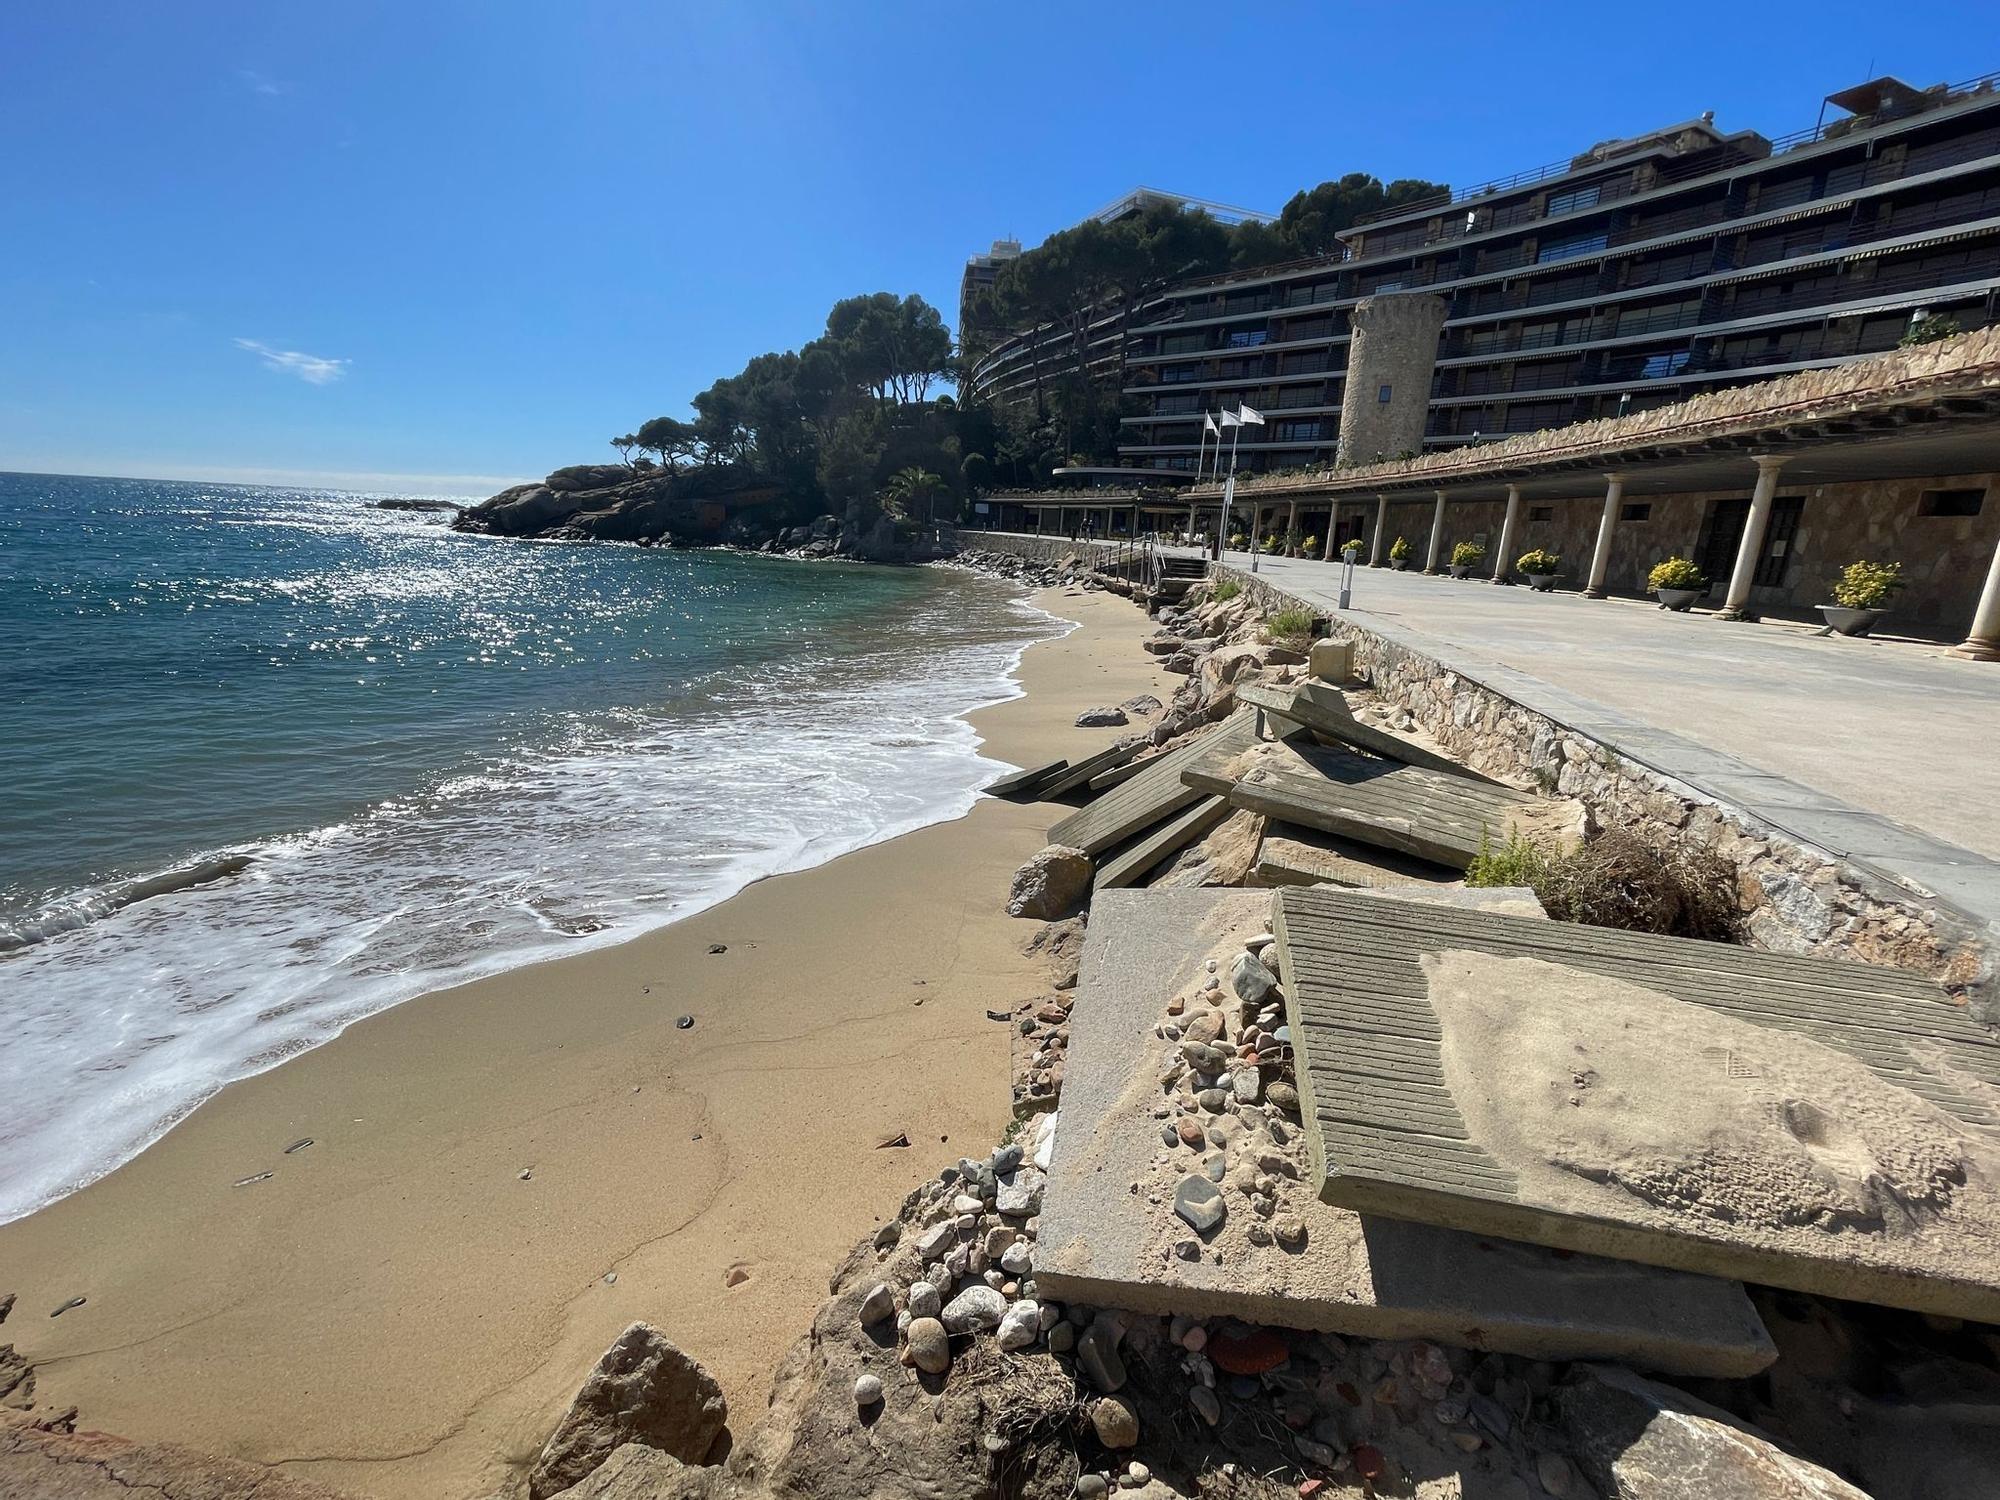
[237,69,287,97]
[234,338,349,385]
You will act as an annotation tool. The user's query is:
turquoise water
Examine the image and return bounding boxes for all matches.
[0,473,1060,1222]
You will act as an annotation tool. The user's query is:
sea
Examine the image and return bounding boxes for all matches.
[0,472,1065,1224]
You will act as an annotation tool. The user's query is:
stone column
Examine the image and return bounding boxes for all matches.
[1370,495,1388,565]
[1583,474,1625,599]
[1424,490,1448,573]
[1492,484,1523,584]
[1717,456,1787,621]
[1955,535,2000,660]
[1286,499,1300,556]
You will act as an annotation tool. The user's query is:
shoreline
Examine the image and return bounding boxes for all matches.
[0,550,1064,1229]
[0,581,1168,1500]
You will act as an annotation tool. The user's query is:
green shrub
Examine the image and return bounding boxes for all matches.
[1900,312,1961,348]
[1228,532,1247,549]
[1389,535,1412,561]
[1264,606,1316,642]
[1211,578,1242,603]
[1451,541,1486,568]
[1341,538,1364,558]
[1832,559,1904,610]
[1467,827,1551,890]
[1469,826,1739,941]
[1516,547,1561,575]
[1647,556,1705,592]
[1261,534,1283,553]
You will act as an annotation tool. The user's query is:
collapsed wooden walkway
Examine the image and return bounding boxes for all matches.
[1273,887,2000,1321]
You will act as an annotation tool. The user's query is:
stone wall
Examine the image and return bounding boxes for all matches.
[1204,560,1986,1004]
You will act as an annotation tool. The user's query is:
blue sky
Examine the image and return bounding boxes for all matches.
[1,3,1988,495]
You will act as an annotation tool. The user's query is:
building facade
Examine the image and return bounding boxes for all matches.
[1111,70,2000,475]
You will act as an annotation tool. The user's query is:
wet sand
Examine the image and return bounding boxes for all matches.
[0,584,1168,1499]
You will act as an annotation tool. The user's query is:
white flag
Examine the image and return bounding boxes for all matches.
[1202,412,1218,435]
[1236,403,1266,426]
[1218,410,1241,428]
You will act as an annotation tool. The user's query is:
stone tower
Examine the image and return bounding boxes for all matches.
[1336,292,1449,466]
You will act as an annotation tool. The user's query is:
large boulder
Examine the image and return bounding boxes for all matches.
[455,483,583,536]
[529,1323,728,1500]
[1556,1364,1871,1500]
[1006,845,1093,920]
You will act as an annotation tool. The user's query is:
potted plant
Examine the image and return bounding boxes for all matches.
[1301,534,1321,560]
[1516,548,1561,590]
[1647,556,1707,611]
[1389,536,1412,570]
[1341,538,1364,565]
[1449,541,1486,578]
[1821,560,1904,637]
[1229,531,1247,550]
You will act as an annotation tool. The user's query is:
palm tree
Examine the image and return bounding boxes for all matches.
[881,467,948,525]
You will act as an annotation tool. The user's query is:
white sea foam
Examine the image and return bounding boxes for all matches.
[0,582,1072,1225]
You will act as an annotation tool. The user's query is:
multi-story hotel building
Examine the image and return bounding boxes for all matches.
[971,70,2000,478]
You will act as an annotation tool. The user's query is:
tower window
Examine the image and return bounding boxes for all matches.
[1378,384,1393,403]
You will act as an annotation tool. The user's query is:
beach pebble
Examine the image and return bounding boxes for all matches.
[1535,1453,1578,1497]
[675,1014,695,1030]
[995,1168,1044,1216]
[942,1284,1006,1334]
[1266,1081,1300,1114]
[1075,1476,1109,1499]
[859,1283,897,1326]
[1121,1461,1151,1488]
[1231,952,1279,1007]
[1089,1396,1140,1449]
[1000,1241,1033,1276]
[916,1221,956,1259]
[1047,1321,1077,1353]
[854,1373,884,1407]
[1190,1385,1222,1426]
[907,1280,941,1320]
[724,1266,750,1287]
[1077,1319,1128,1392]
[906,1316,950,1375]
[996,1299,1041,1351]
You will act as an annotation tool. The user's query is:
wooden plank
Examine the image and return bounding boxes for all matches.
[1237,679,1497,783]
[1088,755,1157,793]
[1274,887,2000,1322]
[984,758,1068,798]
[1037,741,1141,802]
[1048,712,1260,857]
[1093,795,1231,890]
[1222,738,1539,869]
[1255,820,1461,890]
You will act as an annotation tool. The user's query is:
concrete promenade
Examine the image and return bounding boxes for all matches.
[1216,550,2000,864]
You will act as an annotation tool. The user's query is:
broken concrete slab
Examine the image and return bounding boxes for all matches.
[1254,819,1462,890]
[1034,888,1775,1377]
[984,757,1068,799]
[1093,795,1231,891]
[1236,678,1495,783]
[1048,711,1260,857]
[1187,733,1545,868]
[1276,888,2000,1322]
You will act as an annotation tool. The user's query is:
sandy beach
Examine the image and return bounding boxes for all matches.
[0,582,1168,1499]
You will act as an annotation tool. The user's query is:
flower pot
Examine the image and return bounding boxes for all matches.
[1655,587,1702,612]
[1391,559,1409,571]
[1819,605,1886,637]
[1449,564,1472,578]
[1526,574,1558,592]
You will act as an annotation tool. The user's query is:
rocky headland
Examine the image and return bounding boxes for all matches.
[451,462,945,562]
